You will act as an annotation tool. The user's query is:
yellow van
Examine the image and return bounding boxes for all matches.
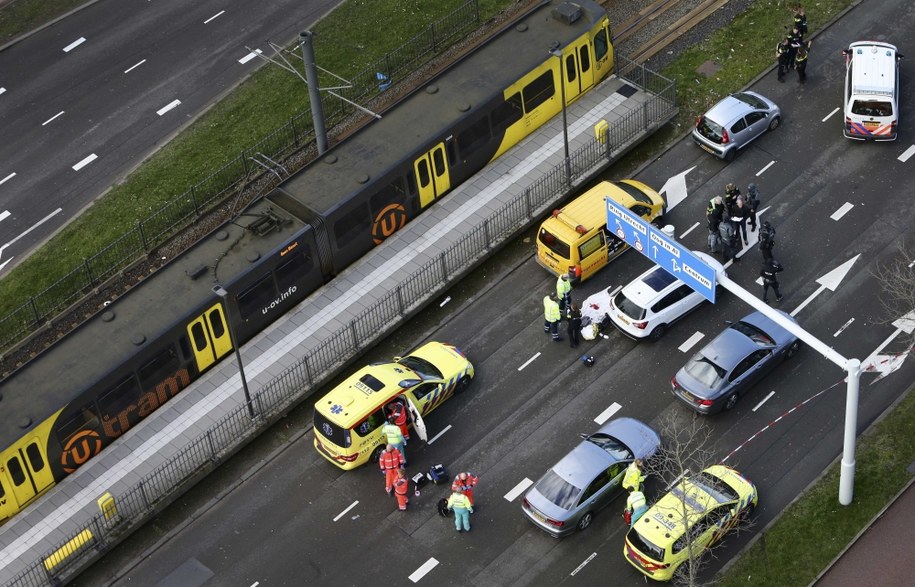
[312,341,473,469]
[536,180,665,282]
[623,465,757,582]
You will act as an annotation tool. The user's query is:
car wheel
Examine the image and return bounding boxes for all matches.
[786,340,801,359]
[454,375,472,394]
[724,393,739,411]
[648,323,667,342]
[370,446,385,463]
[577,512,593,531]
[768,116,781,131]
[724,148,737,162]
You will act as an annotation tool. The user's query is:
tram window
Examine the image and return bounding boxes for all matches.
[26,443,45,473]
[594,27,610,61]
[208,308,226,338]
[275,252,312,290]
[97,376,141,420]
[0,479,5,498]
[238,274,277,320]
[457,117,490,158]
[579,44,591,72]
[139,347,180,392]
[432,147,446,175]
[333,205,370,244]
[190,322,207,352]
[58,403,101,441]
[492,93,522,131]
[7,457,25,485]
[565,54,577,83]
[522,71,555,111]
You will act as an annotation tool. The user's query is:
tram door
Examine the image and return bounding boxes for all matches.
[4,438,55,510]
[561,39,594,104]
[186,303,233,373]
[414,142,451,209]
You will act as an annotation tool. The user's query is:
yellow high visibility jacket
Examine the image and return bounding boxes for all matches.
[382,423,404,445]
[556,275,572,298]
[626,490,646,511]
[622,462,646,491]
[543,296,561,322]
[447,492,473,511]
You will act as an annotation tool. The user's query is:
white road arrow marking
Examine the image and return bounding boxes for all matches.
[790,255,860,317]
[860,310,913,384]
[657,166,695,212]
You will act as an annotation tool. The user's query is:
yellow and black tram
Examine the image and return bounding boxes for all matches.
[0,0,613,524]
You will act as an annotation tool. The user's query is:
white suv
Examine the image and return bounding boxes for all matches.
[608,252,723,341]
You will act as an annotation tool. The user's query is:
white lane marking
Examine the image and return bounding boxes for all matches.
[594,402,622,425]
[72,154,97,171]
[834,317,855,337]
[239,49,263,64]
[124,59,146,74]
[0,211,9,221]
[518,352,540,371]
[570,552,597,576]
[899,145,915,163]
[250,583,259,587]
[42,111,65,126]
[438,296,451,307]
[755,160,775,176]
[63,37,86,52]
[504,478,533,502]
[0,172,16,185]
[679,221,700,238]
[156,99,181,116]
[204,10,225,24]
[752,391,775,411]
[822,107,840,122]
[333,500,359,522]
[678,332,704,353]
[409,558,439,583]
[427,425,451,445]
[0,207,63,271]
[0,87,6,95]
[830,202,854,221]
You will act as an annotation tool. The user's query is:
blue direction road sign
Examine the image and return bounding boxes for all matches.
[606,197,717,302]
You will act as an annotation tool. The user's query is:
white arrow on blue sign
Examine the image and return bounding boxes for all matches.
[605,197,718,302]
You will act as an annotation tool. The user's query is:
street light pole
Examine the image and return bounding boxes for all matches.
[550,49,572,185]
[212,285,255,419]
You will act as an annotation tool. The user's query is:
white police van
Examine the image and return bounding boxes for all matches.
[843,41,900,141]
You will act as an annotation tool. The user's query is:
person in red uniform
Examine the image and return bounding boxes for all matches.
[451,472,479,506]
[379,444,405,496]
[393,468,410,511]
[387,401,410,441]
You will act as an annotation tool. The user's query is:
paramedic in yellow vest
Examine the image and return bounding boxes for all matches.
[556,273,572,316]
[447,489,474,532]
[543,293,562,342]
[382,417,407,464]
[626,488,648,526]
[622,459,646,492]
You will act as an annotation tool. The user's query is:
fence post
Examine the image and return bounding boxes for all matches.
[91,516,108,551]
[190,185,200,217]
[430,22,438,52]
[206,430,219,463]
[138,480,151,511]
[253,392,265,420]
[350,320,360,352]
[525,187,533,220]
[29,297,41,327]
[83,259,94,288]
[241,150,249,177]
[483,219,491,249]
[440,253,448,282]
[137,221,149,252]
[291,115,299,147]
[396,285,405,316]
[302,354,312,386]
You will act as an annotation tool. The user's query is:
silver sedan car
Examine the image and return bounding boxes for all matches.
[521,417,660,537]
[671,311,801,414]
[692,91,781,161]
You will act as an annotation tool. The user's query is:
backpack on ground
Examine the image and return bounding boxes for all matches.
[437,498,450,517]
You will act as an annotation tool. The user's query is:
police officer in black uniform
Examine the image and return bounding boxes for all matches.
[776,37,791,82]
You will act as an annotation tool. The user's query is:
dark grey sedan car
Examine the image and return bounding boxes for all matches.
[692,91,781,162]
[521,417,660,537]
[671,311,801,414]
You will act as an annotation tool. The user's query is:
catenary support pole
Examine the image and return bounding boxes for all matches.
[300,31,327,155]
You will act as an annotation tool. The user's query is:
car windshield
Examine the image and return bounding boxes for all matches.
[533,469,582,510]
[397,355,443,380]
[695,116,724,143]
[730,321,775,346]
[692,471,739,503]
[585,433,634,461]
[733,92,768,110]
[538,228,571,260]
[851,99,893,117]
[614,290,646,320]
[683,354,727,387]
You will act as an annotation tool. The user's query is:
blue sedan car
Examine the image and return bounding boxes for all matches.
[671,311,801,414]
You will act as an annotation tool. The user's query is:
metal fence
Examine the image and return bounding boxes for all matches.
[6,59,675,587]
[0,0,482,355]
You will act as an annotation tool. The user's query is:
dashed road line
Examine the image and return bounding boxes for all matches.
[679,221,700,238]
[834,317,854,337]
[239,49,263,64]
[593,402,621,425]
[63,37,86,52]
[204,10,225,24]
[898,145,915,163]
[570,552,597,576]
[0,211,9,222]
[755,160,775,176]
[822,107,840,122]
[504,478,533,502]
[333,500,359,522]
[518,352,540,371]
[830,202,854,221]
[72,154,97,171]
[0,172,15,185]
[156,99,181,116]
[752,391,775,411]
[427,425,451,445]
[678,332,704,353]
[409,558,438,583]
[124,59,146,74]
[42,111,64,126]
[0,87,6,96]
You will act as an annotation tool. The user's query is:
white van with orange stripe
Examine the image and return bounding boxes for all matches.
[843,41,900,141]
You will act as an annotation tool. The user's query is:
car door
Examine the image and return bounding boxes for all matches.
[402,394,428,442]
[727,349,774,396]
[744,111,770,144]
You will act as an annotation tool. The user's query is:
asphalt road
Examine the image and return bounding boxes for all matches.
[75,0,915,585]
[0,0,340,274]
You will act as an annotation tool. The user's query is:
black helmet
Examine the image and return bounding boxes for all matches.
[762,220,772,230]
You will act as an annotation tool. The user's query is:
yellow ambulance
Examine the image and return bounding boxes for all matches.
[536,180,665,283]
[312,341,473,469]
